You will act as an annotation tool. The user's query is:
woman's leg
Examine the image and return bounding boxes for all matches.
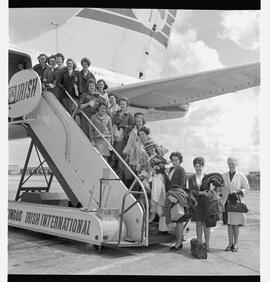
[196,221,203,242]
[232,225,240,246]
[175,222,184,248]
[227,224,234,247]
[202,222,211,251]
[149,200,157,223]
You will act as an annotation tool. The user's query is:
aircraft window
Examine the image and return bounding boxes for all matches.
[9,50,32,82]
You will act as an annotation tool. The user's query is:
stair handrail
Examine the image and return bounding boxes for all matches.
[57,88,149,244]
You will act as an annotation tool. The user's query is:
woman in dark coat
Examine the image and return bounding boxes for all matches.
[79,57,96,93]
[188,157,210,249]
[164,152,192,250]
[57,58,82,115]
[189,157,223,251]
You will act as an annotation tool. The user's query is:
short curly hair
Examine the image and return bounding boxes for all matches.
[55,53,65,62]
[48,55,56,65]
[119,96,129,106]
[81,57,91,67]
[134,113,146,125]
[66,58,77,70]
[96,101,107,110]
[193,157,205,167]
[137,126,150,136]
[86,79,97,90]
[97,79,108,90]
[37,53,48,63]
[170,151,183,164]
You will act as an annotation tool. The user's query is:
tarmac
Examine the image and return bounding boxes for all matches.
[8,184,260,275]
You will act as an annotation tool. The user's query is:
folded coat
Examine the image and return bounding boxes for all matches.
[165,187,197,224]
[197,173,224,227]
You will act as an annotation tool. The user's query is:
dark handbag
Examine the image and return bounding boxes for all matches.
[225,194,249,213]
[190,238,207,259]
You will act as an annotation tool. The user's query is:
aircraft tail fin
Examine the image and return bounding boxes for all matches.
[16,8,177,79]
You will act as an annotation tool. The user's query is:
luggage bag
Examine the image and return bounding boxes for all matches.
[190,238,207,259]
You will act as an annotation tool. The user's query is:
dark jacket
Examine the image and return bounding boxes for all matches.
[79,92,105,117]
[33,63,50,82]
[191,173,224,227]
[188,174,206,198]
[166,165,186,192]
[43,67,57,87]
[57,68,82,98]
[79,70,96,93]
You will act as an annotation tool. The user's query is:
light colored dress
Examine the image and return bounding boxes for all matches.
[222,170,249,226]
[89,113,113,157]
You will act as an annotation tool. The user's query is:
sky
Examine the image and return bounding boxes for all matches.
[8,9,260,174]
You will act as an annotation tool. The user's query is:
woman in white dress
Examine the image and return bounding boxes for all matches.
[222,157,249,252]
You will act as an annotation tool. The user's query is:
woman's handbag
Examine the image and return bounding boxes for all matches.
[225,194,249,213]
[170,203,185,221]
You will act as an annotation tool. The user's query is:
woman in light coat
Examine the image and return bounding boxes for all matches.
[222,157,249,252]
[123,113,146,172]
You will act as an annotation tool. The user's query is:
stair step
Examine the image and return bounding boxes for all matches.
[102,240,143,248]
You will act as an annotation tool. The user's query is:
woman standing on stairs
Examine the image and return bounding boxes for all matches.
[89,102,113,161]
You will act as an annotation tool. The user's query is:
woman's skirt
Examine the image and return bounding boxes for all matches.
[94,137,110,157]
[228,212,246,226]
[191,204,203,222]
[151,173,166,207]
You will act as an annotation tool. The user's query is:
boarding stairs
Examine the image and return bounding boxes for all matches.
[8,81,150,249]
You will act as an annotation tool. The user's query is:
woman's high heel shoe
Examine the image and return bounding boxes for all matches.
[170,243,183,250]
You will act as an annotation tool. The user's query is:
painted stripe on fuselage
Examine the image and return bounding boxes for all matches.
[76,8,171,48]
[103,8,137,19]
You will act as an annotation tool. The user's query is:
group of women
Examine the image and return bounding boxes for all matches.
[30,53,250,254]
[164,155,250,253]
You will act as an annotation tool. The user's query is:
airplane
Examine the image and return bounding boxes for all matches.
[8,8,260,250]
[9,8,260,139]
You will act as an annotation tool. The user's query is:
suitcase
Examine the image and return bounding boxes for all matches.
[190,238,207,259]
[170,203,185,221]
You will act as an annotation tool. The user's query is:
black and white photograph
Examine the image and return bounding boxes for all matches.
[3,1,265,280]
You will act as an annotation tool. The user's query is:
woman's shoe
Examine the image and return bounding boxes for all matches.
[231,245,239,252]
[169,244,176,250]
[169,243,183,250]
[225,246,232,251]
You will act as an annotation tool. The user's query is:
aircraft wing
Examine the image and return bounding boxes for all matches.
[107,62,260,109]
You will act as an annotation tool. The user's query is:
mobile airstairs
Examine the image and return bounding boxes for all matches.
[8,81,153,252]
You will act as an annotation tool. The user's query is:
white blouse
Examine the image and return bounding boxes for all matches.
[195,174,204,189]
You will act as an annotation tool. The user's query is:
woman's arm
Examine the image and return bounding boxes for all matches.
[108,116,114,144]
[239,172,250,196]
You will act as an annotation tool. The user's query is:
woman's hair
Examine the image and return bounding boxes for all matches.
[97,101,107,110]
[37,53,48,63]
[55,53,65,62]
[193,157,205,167]
[48,55,56,65]
[108,93,119,103]
[137,126,150,136]
[66,58,77,70]
[97,79,108,90]
[134,113,146,125]
[119,96,129,106]
[80,57,91,67]
[227,156,238,164]
[170,151,183,164]
[86,79,97,90]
